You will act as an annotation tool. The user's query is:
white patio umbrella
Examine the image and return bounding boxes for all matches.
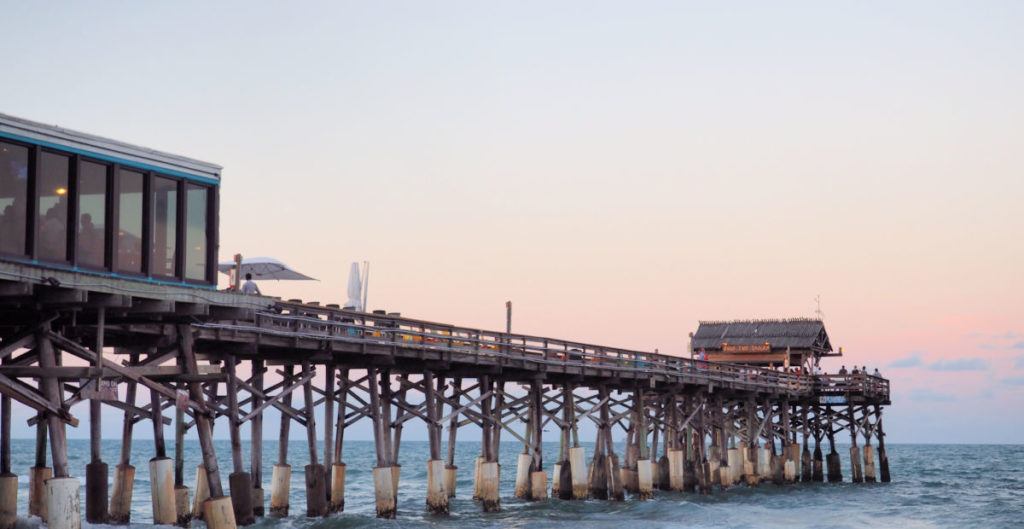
[217,256,317,281]
[343,262,363,310]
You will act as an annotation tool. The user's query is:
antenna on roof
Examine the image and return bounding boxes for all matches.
[814,294,825,321]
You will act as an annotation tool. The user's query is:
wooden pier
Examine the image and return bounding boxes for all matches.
[0,264,891,529]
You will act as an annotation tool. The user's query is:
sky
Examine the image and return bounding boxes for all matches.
[1,1,1022,444]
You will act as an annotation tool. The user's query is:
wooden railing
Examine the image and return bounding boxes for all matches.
[196,301,887,401]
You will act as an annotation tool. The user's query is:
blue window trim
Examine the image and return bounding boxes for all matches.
[0,130,220,186]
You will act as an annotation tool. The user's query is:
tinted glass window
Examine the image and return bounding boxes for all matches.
[185,184,208,281]
[117,169,144,273]
[152,177,177,277]
[38,152,70,262]
[77,161,107,269]
[0,142,29,255]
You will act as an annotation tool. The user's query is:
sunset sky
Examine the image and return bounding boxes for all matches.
[3,1,1022,443]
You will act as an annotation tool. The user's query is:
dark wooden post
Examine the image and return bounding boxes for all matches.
[329,368,349,512]
[424,371,447,513]
[322,363,335,503]
[109,354,137,524]
[368,367,396,518]
[86,307,108,523]
[800,405,812,482]
[249,359,264,517]
[176,325,229,519]
[444,377,461,498]
[225,355,255,524]
[301,361,326,517]
[825,405,842,482]
[875,405,890,482]
[269,365,294,517]
[847,404,863,483]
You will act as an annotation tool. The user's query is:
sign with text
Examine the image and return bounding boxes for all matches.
[721,343,771,353]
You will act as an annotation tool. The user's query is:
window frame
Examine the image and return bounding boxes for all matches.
[0,138,34,259]
[73,156,114,272]
[33,147,74,265]
[0,137,218,286]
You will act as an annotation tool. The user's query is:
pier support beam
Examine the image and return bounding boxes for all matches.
[424,371,449,514]
[38,330,79,529]
[109,356,137,525]
[29,421,50,522]
[875,405,891,483]
[225,356,255,525]
[369,368,397,518]
[174,396,190,527]
[301,361,327,518]
[848,404,863,483]
[269,365,294,518]
[177,325,232,529]
[330,368,349,513]
[0,388,17,529]
[445,377,461,498]
[250,358,265,518]
[85,308,108,524]
[825,406,842,483]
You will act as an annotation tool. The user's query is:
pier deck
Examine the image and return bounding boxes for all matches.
[0,270,891,529]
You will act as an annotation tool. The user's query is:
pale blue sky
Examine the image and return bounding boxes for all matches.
[2,2,1023,443]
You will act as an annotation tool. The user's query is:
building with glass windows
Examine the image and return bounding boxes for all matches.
[0,113,219,288]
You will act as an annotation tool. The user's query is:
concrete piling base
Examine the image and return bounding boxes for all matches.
[175,486,191,527]
[85,461,108,523]
[557,462,573,500]
[826,451,842,482]
[202,496,238,529]
[718,464,732,488]
[444,465,457,498]
[330,463,346,512]
[801,447,813,482]
[727,447,741,485]
[44,476,81,529]
[109,463,134,524]
[229,471,256,524]
[589,453,608,499]
[304,465,327,518]
[251,487,264,518]
[150,458,178,525]
[479,461,500,512]
[636,459,653,499]
[473,457,483,500]
[569,447,588,499]
[656,455,670,491]
[788,444,802,481]
[530,470,549,500]
[0,473,18,529]
[373,466,396,519]
[269,464,290,517]
[514,453,531,499]
[771,453,784,485]
[29,466,51,521]
[863,446,877,483]
[682,459,696,492]
[849,446,864,483]
[607,454,625,501]
[426,459,448,514]
[667,449,684,490]
[757,448,772,481]
[191,466,210,521]
[812,446,824,482]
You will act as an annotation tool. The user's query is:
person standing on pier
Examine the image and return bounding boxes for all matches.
[242,273,262,295]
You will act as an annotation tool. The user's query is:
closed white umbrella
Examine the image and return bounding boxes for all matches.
[217,256,317,281]
[344,262,363,310]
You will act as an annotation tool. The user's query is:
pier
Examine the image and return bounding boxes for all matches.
[0,114,891,529]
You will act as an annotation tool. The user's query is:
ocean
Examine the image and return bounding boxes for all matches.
[7,440,1022,529]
